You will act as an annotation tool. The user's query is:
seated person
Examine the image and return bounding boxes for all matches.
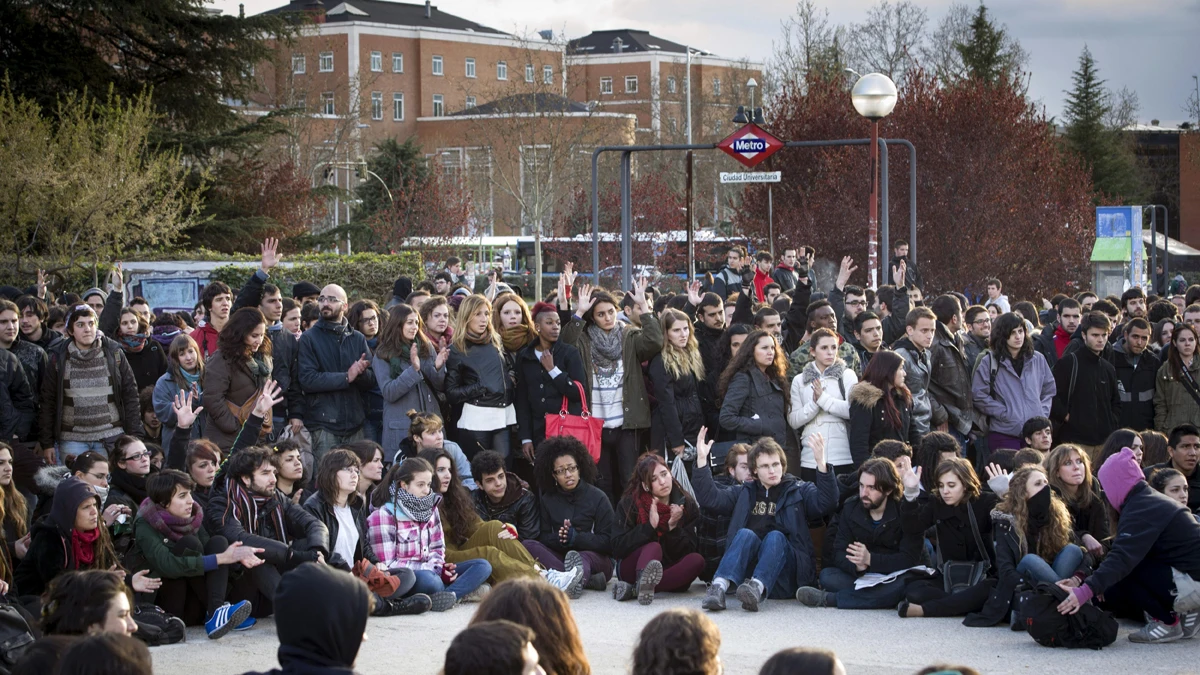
[397,411,477,490]
[696,444,751,582]
[39,570,138,637]
[471,450,540,542]
[1045,444,1110,560]
[692,429,837,612]
[796,457,923,609]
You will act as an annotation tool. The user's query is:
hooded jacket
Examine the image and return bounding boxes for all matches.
[970,350,1055,439]
[1108,339,1159,432]
[297,318,374,436]
[471,472,540,541]
[15,477,102,596]
[1050,347,1120,446]
[892,335,933,436]
[847,382,919,469]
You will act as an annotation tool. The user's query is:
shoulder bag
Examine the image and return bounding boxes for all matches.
[545,380,603,463]
[939,503,992,593]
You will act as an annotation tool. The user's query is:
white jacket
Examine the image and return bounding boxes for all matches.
[788,359,858,468]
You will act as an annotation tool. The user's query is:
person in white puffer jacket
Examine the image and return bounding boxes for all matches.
[789,328,859,478]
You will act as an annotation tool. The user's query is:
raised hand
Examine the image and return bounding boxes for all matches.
[836,256,858,291]
[575,282,595,315]
[686,280,703,306]
[984,463,1008,481]
[260,237,283,272]
[410,342,421,370]
[254,380,284,417]
[810,432,827,471]
[695,426,713,467]
[900,465,923,493]
[630,277,649,314]
[173,390,204,429]
[35,269,46,299]
[563,261,577,288]
[107,263,123,292]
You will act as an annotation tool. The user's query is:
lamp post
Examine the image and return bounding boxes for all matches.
[850,73,898,290]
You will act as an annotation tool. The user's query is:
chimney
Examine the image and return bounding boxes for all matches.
[304,0,325,23]
[425,0,432,18]
[612,37,624,54]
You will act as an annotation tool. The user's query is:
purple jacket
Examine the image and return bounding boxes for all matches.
[971,350,1056,438]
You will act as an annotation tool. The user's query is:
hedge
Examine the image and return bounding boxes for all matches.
[210,252,424,302]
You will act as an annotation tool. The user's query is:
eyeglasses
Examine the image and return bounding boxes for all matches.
[846,300,867,307]
[972,319,991,326]
[124,452,151,462]
[317,296,344,304]
[360,315,378,324]
[553,465,580,477]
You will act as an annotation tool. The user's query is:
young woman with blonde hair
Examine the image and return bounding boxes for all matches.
[445,295,515,460]
[649,308,707,456]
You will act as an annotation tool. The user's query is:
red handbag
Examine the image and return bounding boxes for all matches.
[545,381,604,463]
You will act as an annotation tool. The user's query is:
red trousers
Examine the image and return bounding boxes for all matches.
[617,542,705,592]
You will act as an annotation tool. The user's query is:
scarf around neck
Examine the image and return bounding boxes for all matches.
[465,328,492,346]
[119,334,148,353]
[392,483,441,523]
[501,325,533,353]
[110,467,149,505]
[587,322,625,374]
[151,325,181,348]
[228,477,288,542]
[67,341,103,362]
[801,359,846,386]
[71,528,100,569]
[138,497,204,542]
[635,491,672,533]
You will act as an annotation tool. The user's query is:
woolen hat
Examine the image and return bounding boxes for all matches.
[1097,447,1144,512]
[82,287,107,302]
[292,281,321,299]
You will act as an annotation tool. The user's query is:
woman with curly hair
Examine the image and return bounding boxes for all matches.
[718,329,789,448]
[630,608,721,675]
[470,577,590,675]
[525,436,615,594]
[201,307,272,450]
[610,454,704,605]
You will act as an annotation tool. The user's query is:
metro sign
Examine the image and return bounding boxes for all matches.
[717,123,785,168]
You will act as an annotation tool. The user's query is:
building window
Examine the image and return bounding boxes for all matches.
[296,95,306,111]
[525,64,534,82]
[669,117,677,133]
[292,54,305,74]
[370,51,382,72]
[320,92,334,115]
[432,55,443,76]
[392,53,404,73]
[543,65,553,84]
[600,77,612,94]
[497,61,507,80]
[667,76,676,93]
[433,94,444,117]
[371,92,383,120]
[319,51,333,72]
[713,78,721,95]
[392,93,404,121]
[625,75,638,93]
[465,58,476,78]
[466,96,476,109]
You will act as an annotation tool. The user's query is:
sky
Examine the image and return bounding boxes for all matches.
[212,0,1200,125]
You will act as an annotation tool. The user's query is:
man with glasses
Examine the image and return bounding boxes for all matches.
[963,305,992,370]
[828,256,866,348]
[1034,297,1082,370]
[1145,425,1200,512]
[297,284,373,462]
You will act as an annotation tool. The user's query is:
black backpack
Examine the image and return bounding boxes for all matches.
[132,604,186,646]
[1020,582,1118,650]
[0,604,34,675]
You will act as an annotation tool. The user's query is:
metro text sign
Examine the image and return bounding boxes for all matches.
[716,123,785,168]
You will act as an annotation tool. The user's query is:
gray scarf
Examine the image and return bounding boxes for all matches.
[392,483,441,524]
[587,322,625,375]
[801,359,845,386]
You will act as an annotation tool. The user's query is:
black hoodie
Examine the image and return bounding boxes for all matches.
[745,475,796,538]
[15,477,101,596]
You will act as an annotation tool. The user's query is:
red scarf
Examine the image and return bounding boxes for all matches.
[635,492,672,534]
[71,528,100,569]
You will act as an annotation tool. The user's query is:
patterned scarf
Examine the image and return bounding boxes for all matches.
[391,482,441,523]
[137,497,204,542]
[227,477,288,543]
[587,322,625,375]
[119,334,148,353]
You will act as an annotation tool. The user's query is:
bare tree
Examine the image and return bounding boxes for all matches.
[845,0,928,87]
[767,0,847,93]
[1105,86,1141,129]
[1185,79,1200,126]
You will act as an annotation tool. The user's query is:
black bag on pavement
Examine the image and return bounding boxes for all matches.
[0,604,35,674]
[132,604,186,646]
[1022,582,1118,650]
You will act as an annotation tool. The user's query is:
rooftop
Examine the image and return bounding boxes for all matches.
[265,0,506,35]
[568,29,711,56]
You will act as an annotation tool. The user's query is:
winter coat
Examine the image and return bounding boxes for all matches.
[0,350,34,443]
[16,477,103,597]
[709,265,744,301]
[1144,461,1200,512]
[719,368,788,448]
[881,287,913,348]
[373,352,445,462]
[789,360,857,469]
[297,318,374,436]
[696,470,737,580]
[772,264,798,295]
[536,482,615,555]
[1050,348,1121,446]
[1154,358,1200,432]
[963,334,989,375]
[900,492,999,566]
[472,472,540,541]
[132,513,211,579]
[648,354,706,452]
[1109,339,1159,432]
[560,311,663,430]
[611,487,700,565]
[513,340,585,447]
[885,256,923,290]
[7,340,46,440]
[267,324,305,424]
[691,465,838,587]
[152,370,207,451]
[848,382,920,469]
[970,350,1055,439]
[39,335,142,447]
[191,322,220,360]
[204,482,329,570]
[367,499,445,572]
[202,351,272,451]
[830,497,922,577]
[929,322,974,436]
[1033,322,1066,370]
[893,336,933,436]
[1054,484,1111,544]
[303,491,378,571]
[121,341,167,392]
[445,340,514,412]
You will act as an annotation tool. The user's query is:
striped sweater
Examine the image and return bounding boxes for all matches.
[59,343,121,442]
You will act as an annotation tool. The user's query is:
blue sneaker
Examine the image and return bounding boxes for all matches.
[206,601,252,640]
[234,614,257,631]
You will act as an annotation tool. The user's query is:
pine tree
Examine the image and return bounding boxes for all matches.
[1062,46,1142,201]
[955,4,1006,83]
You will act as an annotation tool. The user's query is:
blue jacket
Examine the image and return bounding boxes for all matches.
[971,350,1055,438]
[692,463,838,586]
[297,318,373,435]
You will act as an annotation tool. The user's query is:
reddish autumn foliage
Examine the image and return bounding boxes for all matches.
[735,70,1097,300]
[198,157,328,252]
[368,170,472,258]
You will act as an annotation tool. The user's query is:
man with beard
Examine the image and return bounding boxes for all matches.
[297,284,373,461]
[1109,317,1159,431]
[205,445,329,613]
[829,256,867,348]
[795,457,922,609]
[963,305,991,370]
[1113,287,1149,340]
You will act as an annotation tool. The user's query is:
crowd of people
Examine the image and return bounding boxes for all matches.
[0,237,1198,673]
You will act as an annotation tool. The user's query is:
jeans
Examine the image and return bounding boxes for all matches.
[410,559,492,598]
[714,529,798,599]
[310,427,364,464]
[58,439,110,461]
[1017,544,1084,585]
[456,428,510,462]
[820,566,911,610]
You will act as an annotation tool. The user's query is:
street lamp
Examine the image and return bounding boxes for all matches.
[851,72,898,290]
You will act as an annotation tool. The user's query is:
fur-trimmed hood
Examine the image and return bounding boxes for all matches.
[990,509,1016,527]
[34,465,71,496]
[848,381,883,408]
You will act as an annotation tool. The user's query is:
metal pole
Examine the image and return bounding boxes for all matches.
[880,139,889,283]
[1150,206,1158,293]
[591,150,601,283]
[1158,205,1170,289]
[686,152,695,281]
[868,120,880,290]
[686,50,692,146]
[621,151,633,291]
[768,187,774,259]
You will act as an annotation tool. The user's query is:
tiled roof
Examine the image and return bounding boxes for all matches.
[568,29,711,56]
[265,0,506,35]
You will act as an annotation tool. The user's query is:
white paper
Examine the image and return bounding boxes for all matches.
[853,566,937,590]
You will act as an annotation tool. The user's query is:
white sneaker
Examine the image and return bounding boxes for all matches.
[542,566,585,599]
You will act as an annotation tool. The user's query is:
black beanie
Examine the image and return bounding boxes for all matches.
[393,276,412,299]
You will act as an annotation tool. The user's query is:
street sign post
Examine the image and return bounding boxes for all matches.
[716,123,785,168]
[719,171,781,184]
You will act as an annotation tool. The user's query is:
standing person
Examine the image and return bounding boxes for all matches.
[17,294,57,352]
[828,256,866,347]
[1051,312,1121,459]
[1044,444,1110,559]
[786,301,861,379]
[772,248,800,295]
[852,311,884,370]
[445,294,516,460]
[719,330,789,449]
[789,328,857,479]
[112,308,167,392]
[297,284,373,462]
[1143,424,1200,512]
[710,246,747,301]
[611,454,704,605]
[1034,298,1082,370]
[963,306,992,370]
[1154,323,1200,432]
[1110,317,1159,431]
[693,430,838,612]
[348,300,385,446]
[928,295,973,447]
[493,292,537,358]
[192,281,233,359]
[885,240,923,290]
[751,251,775,303]
[848,351,920,469]
[0,343,33,446]
[0,299,46,415]
[255,287,303,440]
[40,305,142,461]
[649,308,707,458]
[983,278,1011,314]
[893,308,937,436]
[202,308,273,452]
[373,304,448,463]
[514,300,585,463]
[152,334,206,450]
[419,295,453,350]
[971,312,1056,452]
[524,436,615,594]
[561,280,661,499]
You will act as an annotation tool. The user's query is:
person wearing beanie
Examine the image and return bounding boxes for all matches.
[82,288,108,316]
[1057,447,1200,644]
[292,282,321,305]
[386,277,413,310]
[513,301,585,463]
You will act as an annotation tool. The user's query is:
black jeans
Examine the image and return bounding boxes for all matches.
[596,427,639,501]
[457,428,511,462]
[905,577,995,617]
[155,535,232,625]
[1099,558,1178,624]
[230,562,283,618]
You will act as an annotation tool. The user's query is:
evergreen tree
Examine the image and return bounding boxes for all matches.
[955,4,1006,83]
[1062,46,1142,202]
[356,138,430,221]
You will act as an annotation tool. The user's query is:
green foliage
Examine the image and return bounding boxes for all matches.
[1062,46,1143,203]
[210,253,424,302]
[955,5,1007,84]
[355,138,430,223]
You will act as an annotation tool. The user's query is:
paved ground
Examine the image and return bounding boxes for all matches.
[152,583,1198,674]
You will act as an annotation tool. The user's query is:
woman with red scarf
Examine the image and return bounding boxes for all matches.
[610,454,704,605]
